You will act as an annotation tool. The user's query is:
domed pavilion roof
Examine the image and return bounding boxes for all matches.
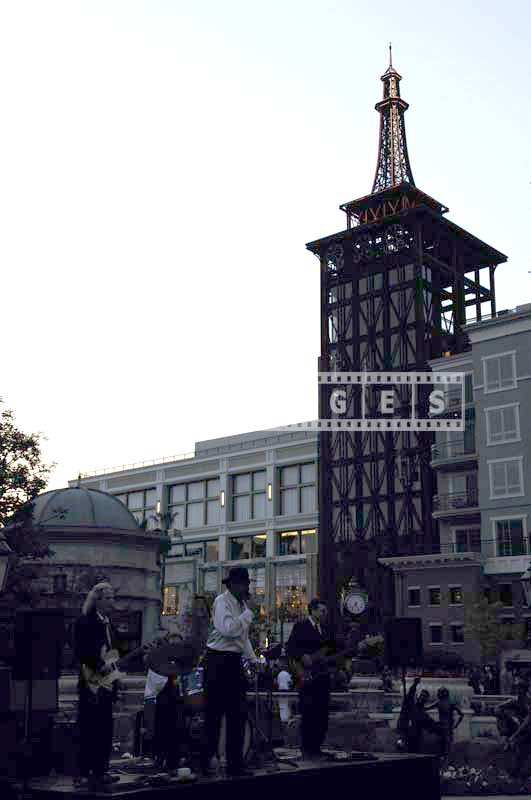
[31,487,140,531]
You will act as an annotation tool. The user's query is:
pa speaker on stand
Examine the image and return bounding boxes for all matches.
[13,609,65,782]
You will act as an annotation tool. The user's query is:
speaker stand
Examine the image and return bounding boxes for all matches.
[21,677,34,800]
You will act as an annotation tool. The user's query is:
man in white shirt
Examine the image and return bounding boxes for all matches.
[201,566,259,778]
[276,668,293,691]
[276,667,293,722]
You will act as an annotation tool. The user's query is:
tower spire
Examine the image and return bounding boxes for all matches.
[372,50,415,193]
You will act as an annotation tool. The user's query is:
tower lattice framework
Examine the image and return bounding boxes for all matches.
[308,54,507,630]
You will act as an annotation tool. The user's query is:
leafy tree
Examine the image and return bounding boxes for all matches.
[0,401,53,604]
[463,592,521,661]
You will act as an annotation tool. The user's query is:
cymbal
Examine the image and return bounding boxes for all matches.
[147,643,199,677]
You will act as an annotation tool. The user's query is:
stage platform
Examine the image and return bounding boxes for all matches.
[29,750,441,800]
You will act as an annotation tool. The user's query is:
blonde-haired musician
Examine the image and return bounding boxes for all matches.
[73,582,120,792]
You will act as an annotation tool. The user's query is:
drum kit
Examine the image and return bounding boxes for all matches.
[142,642,262,765]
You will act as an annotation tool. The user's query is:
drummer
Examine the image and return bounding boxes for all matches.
[144,593,211,769]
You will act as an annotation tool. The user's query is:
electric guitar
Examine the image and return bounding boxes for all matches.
[289,646,356,689]
[81,635,177,694]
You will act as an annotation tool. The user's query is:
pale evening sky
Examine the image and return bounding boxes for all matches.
[1,0,529,489]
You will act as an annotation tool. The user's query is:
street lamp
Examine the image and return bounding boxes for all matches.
[0,530,13,593]
[520,563,531,649]
[151,504,180,621]
[521,562,531,608]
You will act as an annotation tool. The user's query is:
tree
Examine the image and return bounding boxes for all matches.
[0,401,53,604]
[464,593,510,661]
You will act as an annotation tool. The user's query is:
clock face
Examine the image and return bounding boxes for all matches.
[345,592,367,616]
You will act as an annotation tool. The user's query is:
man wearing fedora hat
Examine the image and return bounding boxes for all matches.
[201,566,259,778]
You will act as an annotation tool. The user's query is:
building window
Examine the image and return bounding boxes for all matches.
[488,457,524,500]
[408,588,421,607]
[275,562,307,622]
[277,529,317,556]
[449,586,463,605]
[232,471,267,522]
[486,404,520,445]
[500,616,515,626]
[495,518,526,557]
[450,624,464,643]
[453,528,481,553]
[168,479,220,529]
[230,534,267,561]
[429,624,443,644]
[429,587,441,606]
[116,488,157,526]
[279,463,316,516]
[483,352,516,393]
[170,540,219,562]
[498,583,514,606]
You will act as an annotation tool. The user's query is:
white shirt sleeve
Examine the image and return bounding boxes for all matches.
[243,635,258,663]
[213,596,254,638]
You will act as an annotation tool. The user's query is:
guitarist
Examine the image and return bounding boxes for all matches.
[73,581,121,793]
[286,599,335,761]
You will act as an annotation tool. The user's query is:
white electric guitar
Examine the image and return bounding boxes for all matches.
[81,637,171,694]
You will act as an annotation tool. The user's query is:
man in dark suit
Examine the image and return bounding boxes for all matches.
[286,599,334,760]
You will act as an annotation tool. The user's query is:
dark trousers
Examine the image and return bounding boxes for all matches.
[299,674,330,755]
[203,650,247,773]
[77,687,113,778]
[153,681,186,769]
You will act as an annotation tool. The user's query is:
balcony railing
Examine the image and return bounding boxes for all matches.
[431,440,476,461]
[433,489,479,512]
[440,542,482,555]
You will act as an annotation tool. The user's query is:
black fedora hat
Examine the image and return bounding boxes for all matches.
[222,566,250,586]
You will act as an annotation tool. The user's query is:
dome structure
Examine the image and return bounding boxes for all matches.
[31,487,140,531]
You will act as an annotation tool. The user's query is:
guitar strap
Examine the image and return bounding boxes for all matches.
[97,612,113,654]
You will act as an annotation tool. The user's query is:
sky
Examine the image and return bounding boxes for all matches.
[1,0,530,489]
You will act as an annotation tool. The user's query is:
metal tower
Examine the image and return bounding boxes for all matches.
[308,55,507,631]
[372,45,415,192]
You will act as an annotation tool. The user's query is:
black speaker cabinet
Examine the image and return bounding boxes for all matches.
[13,609,65,680]
[384,617,423,668]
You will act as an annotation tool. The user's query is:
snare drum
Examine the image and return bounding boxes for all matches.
[180,667,206,711]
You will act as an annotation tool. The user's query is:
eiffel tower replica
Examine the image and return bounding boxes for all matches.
[307,49,507,628]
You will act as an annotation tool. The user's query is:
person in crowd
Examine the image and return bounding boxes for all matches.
[73,582,121,793]
[201,567,259,778]
[286,599,335,761]
[429,687,463,758]
[276,664,293,723]
[380,665,394,692]
[399,677,442,754]
[497,680,531,779]
[467,665,483,695]
[276,665,293,692]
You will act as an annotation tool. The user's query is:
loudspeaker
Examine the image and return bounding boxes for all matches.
[384,617,423,668]
[0,667,11,710]
[13,609,65,680]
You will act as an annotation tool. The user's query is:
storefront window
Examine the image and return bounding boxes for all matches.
[163,586,179,616]
[275,562,307,621]
[230,535,266,560]
[277,529,317,555]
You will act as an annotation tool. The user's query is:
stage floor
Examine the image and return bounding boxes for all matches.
[29,750,441,800]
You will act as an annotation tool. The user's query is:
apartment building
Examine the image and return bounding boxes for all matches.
[381,304,531,663]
